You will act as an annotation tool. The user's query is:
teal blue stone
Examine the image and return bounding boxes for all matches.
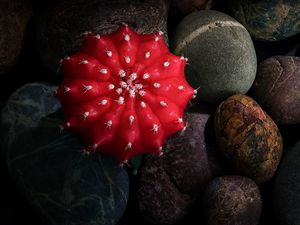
[228,0,300,41]
[0,83,129,225]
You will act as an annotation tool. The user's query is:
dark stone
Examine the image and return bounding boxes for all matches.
[137,106,224,224]
[0,0,32,75]
[227,0,300,41]
[202,176,262,225]
[273,141,300,225]
[252,56,300,125]
[170,0,213,17]
[0,83,129,225]
[171,10,257,104]
[36,0,170,72]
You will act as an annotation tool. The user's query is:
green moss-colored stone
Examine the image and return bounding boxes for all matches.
[171,10,257,104]
[228,0,300,41]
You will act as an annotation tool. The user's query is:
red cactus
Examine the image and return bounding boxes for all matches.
[55,24,195,163]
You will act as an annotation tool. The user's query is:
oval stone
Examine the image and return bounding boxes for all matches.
[0,83,129,225]
[214,94,283,183]
[171,10,257,103]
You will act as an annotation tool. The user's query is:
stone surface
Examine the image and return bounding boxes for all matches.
[227,0,300,41]
[202,176,262,225]
[137,106,224,224]
[0,83,129,225]
[36,0,170,72]
[0,0,32,75]
[252,56,300,125]
[214,94,283,183]
[170,0,213,17]
[171,10,257,103]
[273,141,300,225]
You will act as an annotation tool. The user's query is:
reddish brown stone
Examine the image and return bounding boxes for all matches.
[214,94,283,183]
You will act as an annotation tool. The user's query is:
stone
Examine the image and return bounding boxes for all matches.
[273,141,300,225]
[36,0,170,72]
[214,94,283,183]
[227,0,300,41]
[0,0,32,75]
[252,56,300,125]
[171,10,257,103]
[0,83,129,225]
[170,0,213,17]
[137,106,224,224]
[202,176,262,225]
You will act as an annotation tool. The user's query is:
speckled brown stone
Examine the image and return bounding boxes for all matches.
[253,56,300,125]
[36,0,170,72]
[137,108,224,224]
[202,176,262,225]
[0,0,32,75]
[214,94,283,183]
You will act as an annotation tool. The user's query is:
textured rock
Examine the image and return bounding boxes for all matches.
[0,0,32,75]
[137,107,223,224]
[170,0,213,17]
[0,83,129,225]
[214,94,283,183]
[36,0,170,72]
[252,56,300,125]
[273,141,300,225]
[171,10,257,103]
[228,0,300,41]
[202,176,262,225]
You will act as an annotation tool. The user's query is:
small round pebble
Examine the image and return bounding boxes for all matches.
[202,176,262,225]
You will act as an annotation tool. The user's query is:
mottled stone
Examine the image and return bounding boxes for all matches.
[137,107,223,224]
[228,0,300,41]
[202,176,262,225]
[0,0,32,75]
[252,56,300,125]
[214,94,283,183]
[0,83,129,225]
[36,0,170,72]
[171,10,257,103]
[273,141,300,225]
